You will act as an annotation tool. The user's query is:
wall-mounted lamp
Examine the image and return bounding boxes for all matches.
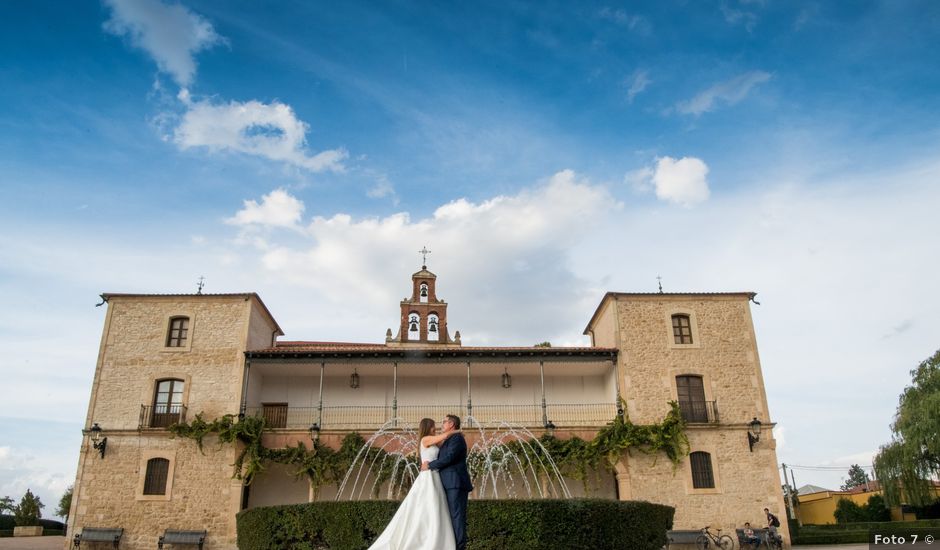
[544,420,556,437]
[501,368,512,389]
[82,423,107,458]
[747,417,762,452]
[349,369,360,389]
[309,423,321,441]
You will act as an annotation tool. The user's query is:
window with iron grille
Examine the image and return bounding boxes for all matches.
[690,451,715,488]
[672,314,693,344]
[166,316,189,347]
[143,458,170,495]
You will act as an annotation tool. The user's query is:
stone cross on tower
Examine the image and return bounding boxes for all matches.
[419,246,431,269]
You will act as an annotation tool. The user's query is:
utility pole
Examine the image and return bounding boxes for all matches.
[781,463,796,528]
[789,467,802,526]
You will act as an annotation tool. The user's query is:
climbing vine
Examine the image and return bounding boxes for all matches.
[168,401,687,495]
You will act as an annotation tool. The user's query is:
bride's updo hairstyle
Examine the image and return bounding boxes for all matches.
[418,418,436,440]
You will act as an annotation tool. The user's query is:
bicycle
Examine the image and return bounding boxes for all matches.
[696,526,735,550]
[762,529,783,550]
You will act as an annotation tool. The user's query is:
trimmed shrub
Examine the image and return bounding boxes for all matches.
[237,499,674,550]
[1,515,64,532]
[792,520,940,545]
[866,494,891,522]
[834,498,866,523]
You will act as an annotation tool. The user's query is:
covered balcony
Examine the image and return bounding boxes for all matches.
[241,344,620,433]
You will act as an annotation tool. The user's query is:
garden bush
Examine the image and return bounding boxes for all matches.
[792,520,940,545]
[237,499,674,550]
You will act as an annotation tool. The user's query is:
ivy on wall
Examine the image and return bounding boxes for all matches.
[168,401,688,495]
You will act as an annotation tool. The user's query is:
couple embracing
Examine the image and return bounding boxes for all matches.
[369,414,473,550]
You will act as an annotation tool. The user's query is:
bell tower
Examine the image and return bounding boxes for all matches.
[386,248,460,346]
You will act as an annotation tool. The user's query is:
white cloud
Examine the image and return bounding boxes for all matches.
[598,7,651,34]
[227,188,305,228]
[238,169,619,343]
[102,0,224,87]
[720,0,763,32]
[367,175,396,199]
[174,99,347,172]
[676,71,772,116]
[625,70,651,103]
[773,426,786,453]
[630,156,711,206]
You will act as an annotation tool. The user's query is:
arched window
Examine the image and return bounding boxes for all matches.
[143,457,170,495]
[671,314,693,344]
[419,283,429,303]
[151,379,185,428]
[166,316,190,347]
[676,375,707,422]
[408,313,421,339]
[690,451,715,488]
[427,313,440,342]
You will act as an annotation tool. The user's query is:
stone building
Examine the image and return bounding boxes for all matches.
[67,264,788,548]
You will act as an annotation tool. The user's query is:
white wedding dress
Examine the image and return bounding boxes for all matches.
[368,443,456,550]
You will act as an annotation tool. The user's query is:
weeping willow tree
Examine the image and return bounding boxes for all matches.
[873,348,940,507]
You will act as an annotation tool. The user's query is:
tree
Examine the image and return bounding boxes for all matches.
[866,494,891,522]
[0,495,14,514]
[834,498,866,523]
[534,341,552,347]
[840,464,871,491]
[13,489,44,527]
[873,348,940,506]
[56,486,73,521]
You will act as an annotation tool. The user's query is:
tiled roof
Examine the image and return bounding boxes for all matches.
[274,341,388,349]
[247,341,617,359]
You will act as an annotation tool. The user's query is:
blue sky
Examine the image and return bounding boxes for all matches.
[2,0,940,515]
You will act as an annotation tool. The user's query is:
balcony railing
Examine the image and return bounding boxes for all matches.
[243,402,619,431]
[139,404,187,429]
[678,400,719,423]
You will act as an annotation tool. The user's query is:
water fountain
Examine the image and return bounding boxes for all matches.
[334,417,572,500]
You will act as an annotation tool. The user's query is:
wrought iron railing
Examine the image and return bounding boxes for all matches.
[139,404,187,429]
[243,403,619,431]
[678,400,719,423]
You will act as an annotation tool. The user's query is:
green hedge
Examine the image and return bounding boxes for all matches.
[237,499,674,550]
[0,529,64,538]
[0,515,65,530]
[792,520,940,545]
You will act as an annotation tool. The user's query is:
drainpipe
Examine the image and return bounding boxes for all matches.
[466,361,472,422]
[611,356,624,420]
[540,360,547,427]
[392,362,398,427]
[240,356,250,416]
[317,362,325,429]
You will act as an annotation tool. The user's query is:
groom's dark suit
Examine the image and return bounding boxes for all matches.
[429,433,473,550]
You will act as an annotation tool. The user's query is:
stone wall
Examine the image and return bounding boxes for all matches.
[67,294,278,550]
[602,294,790,543]
[70,434,241,549]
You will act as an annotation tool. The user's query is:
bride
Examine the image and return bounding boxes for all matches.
[368,418,459,550]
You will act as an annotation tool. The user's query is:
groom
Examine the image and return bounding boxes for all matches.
[422,414,472,550]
